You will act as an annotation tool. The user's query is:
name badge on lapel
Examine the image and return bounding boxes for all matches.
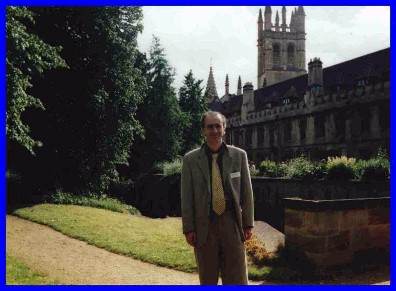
[230,171,241,178]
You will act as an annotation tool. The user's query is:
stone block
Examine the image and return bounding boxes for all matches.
[328,231,350,251]
[349,228,370,251]
[306,250,353,267]
[368,206,390,225]
[286,233,327,254]
[340,209,368,229]
[284,225,299,235]
[367,224,390,249]
[305,211,340,235]
[285,209,304,228]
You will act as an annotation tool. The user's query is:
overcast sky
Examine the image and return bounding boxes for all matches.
[137,6,390,97]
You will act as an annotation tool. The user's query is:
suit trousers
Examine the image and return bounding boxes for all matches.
[194,210,248,285]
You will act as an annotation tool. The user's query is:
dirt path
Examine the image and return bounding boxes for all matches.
[7,215,266,285]
[7,215,200,285]
[6,215,390,285]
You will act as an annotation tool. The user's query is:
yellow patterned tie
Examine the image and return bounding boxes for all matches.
[212,153,226,215]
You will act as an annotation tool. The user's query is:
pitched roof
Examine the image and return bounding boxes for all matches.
[210,47,390,116]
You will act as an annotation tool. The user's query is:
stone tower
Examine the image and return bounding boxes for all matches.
[257,6,307,89]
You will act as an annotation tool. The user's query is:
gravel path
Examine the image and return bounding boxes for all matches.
[6,215,390,285]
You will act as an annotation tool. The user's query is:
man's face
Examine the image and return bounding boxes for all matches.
[202,114,225,144]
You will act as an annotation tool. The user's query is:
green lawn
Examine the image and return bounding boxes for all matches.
[6,254,59,285]
[12,204,271,279]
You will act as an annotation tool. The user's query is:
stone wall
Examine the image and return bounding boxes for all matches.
[115,174,389,233]
[252,177,389,231]
[283,197,390,267]
[226,80,390,162]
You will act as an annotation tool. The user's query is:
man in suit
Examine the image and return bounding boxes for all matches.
[181,111,254,285]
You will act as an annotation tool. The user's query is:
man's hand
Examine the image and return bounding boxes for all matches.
[185,232,197,247]
[243,228,252,240]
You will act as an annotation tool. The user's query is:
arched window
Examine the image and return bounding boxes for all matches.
[287,44,295,67]
[273,44,280,66]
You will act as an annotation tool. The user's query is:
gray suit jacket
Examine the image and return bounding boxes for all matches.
[181,144,254,248]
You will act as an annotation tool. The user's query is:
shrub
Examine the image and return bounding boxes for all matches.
[245,234,273,267]
[151,162,165,174]
[6,170,22,183]
[249,168,260,177]
[259,160,286,177]
[356,158,390,181]
[312,160,326,179]
[285,157,316,180]
[46,190,141,215]
[155,160,182,176]
[325,156,357,180]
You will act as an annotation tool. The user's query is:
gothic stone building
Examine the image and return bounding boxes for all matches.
[207,6,390,163]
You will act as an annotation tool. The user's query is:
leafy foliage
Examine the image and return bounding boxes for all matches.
[255,152,390,181]
[6,170,22,183]
[131,36,188,171]
[355,148,390,181]
[156,160,182,177]
[259,160,287,177]
[245,234,273,267]
[249,168,261,177]
[47,190,141,215]
[6,6,67,154]
[8,7,146,194]
[325,156,357,180]
[285,157,316,180]
[179,70,207,153]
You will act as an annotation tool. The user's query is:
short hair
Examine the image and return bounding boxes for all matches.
[201,111,227,129]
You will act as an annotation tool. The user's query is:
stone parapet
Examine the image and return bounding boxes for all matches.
[227,80,390,128]
[283,197,390,267]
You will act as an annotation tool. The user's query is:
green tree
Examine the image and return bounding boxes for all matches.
[8,7,146,194]
[179,70,207,153]
[81,7,146,193]
[6,6,67,154]
[131,36,188,171]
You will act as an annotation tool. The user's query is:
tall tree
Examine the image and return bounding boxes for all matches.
[131,36,188,171]
[6,6,67,154]
[179,70,207,153]
[10,7,146,194]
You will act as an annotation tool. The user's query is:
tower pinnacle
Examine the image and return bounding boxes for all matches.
[258,8,263,22]
[275,10,280,31]
[205,66,218,103]
[264,6,272,31]
[282,6,287,32]
[225,74,229,95]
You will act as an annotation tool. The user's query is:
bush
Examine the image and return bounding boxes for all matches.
[325,156,357,180]
[245,234,273,267]
[46,190,141,215]
[155,160,182,176]
[285,157,316,180]
[6,170,22,183]
[356,158,390,181]
[259,160,286,177]
[249,168,260,177]
[312,160,327,179]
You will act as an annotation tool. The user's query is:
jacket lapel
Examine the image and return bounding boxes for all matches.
[197,147,211,194]
[222,146,239,205]
[222,148,233,183]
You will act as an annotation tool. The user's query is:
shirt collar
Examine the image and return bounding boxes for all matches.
[203,141,228,157]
